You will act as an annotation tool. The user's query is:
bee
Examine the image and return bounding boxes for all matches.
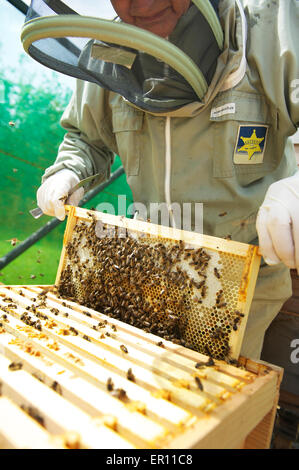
[120,344,128,354]
[232,316,241,331]
[21,405,44,427]
[51,381,63,395]
[194,376,204,391]
[228,358,239,366]
[87,211,98,222]
[206,357,215,367]
[6,238,22,246]
[215,291,227,309]
[172,338,182,345]
[7,304,17,309]
[211,327,223,340]
[222,344,232,359]
[127,368,136,382]
[69,327,78,336]
[214,267,221,279]
[8,361,23,371]
[232,218,254,229]
[235,310,245,318]
[195,361,205,369]
[111,388,128,402]
[106,377,114,391]
[50,308,59,316]
[194,280,206,290]
[59,328,69,336]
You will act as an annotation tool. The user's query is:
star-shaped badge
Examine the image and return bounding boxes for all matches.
[234,125,268,164]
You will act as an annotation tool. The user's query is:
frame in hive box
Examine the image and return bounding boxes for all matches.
[56,206,262,361]
[0,206,283,449]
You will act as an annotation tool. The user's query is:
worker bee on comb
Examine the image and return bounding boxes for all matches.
[214,267,221,279]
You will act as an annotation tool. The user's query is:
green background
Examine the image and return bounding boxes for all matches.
[0,2,132,286]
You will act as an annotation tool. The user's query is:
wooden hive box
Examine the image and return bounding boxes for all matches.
[0,206,283,449]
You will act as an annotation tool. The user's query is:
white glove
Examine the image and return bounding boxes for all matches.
[37,169,84,221]
[256,171,299,271]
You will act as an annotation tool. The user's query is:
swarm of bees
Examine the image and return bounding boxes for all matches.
[20,311,42,331]
[57,216,246,361]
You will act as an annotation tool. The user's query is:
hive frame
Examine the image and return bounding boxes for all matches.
[55,206,261,360]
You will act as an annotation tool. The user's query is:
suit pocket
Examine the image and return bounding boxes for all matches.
[211,90,278,185]
[112,107,144,176]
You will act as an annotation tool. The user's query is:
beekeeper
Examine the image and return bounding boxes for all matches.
[31,0,299,361]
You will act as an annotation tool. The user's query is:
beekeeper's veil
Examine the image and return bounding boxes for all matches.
[22,0,223,113]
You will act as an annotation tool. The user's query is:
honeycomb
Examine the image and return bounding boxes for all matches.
[57,212,258,361]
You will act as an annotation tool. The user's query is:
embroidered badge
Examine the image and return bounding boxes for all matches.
[234,125,268,164]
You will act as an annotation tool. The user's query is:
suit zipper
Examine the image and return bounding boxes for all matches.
[165,116,176,228]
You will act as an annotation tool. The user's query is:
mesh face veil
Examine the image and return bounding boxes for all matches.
[22,0,223,113]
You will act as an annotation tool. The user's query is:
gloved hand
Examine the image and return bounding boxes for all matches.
[37,169,84,221]
[256,171,299,272]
